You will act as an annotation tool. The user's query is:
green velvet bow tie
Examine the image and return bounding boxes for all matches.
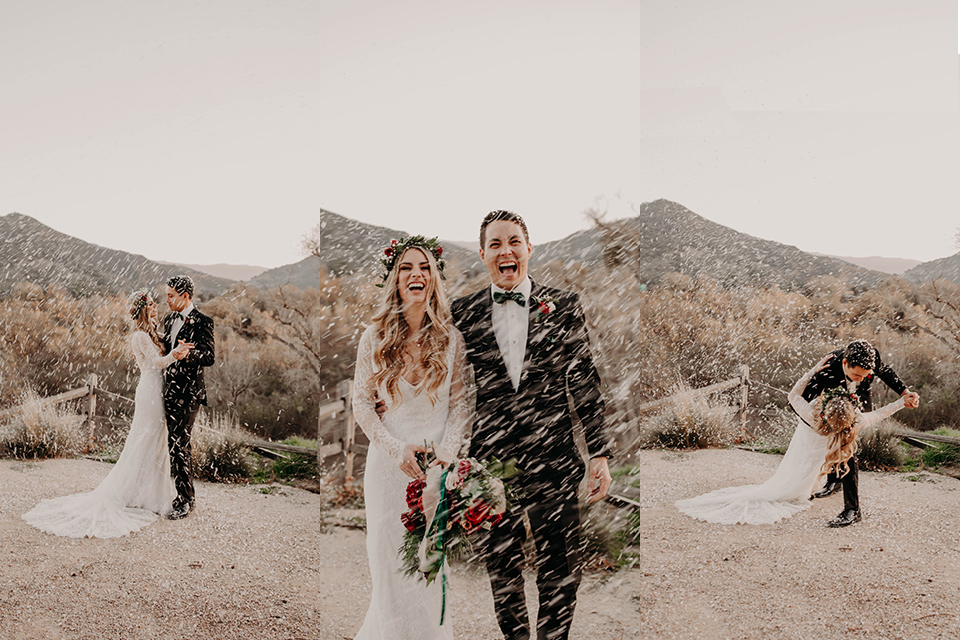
[493,290,526,307]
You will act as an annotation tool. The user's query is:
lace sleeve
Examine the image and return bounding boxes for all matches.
[859,397,906,430]
[788,365,818,426]
[130,331,176,371]
[437,329,473,463]
[353,326,406,464]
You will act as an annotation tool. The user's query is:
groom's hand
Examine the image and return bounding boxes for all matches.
[374,394,387,418]
[586,457,612,503]
[902,390,920,409]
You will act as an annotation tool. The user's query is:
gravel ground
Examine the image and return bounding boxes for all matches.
[2,450,959,640]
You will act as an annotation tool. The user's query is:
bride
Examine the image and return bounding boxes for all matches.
[352,236,471,640]
[22,289,192,538]
[675,355,906,525]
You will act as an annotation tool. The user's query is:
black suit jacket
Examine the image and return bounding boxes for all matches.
[801,347,907,412]
[451,281,609,494]
[161,308,215,408]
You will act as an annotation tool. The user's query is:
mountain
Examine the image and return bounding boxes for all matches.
[532,200,882,288]
[250,201,881,291]
[903,252,960,284]
[158,261,268,281]
[812,254,922,275]
[0,213,234,297]
[249,209,481,289]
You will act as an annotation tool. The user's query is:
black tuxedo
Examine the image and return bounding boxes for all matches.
[799,346,907,512]
[161,307,215,509]
[452,281,609,640]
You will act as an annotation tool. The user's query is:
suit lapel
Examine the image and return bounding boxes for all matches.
[516,282,541,392]
[162,313,175,353]
[462,289,514,391]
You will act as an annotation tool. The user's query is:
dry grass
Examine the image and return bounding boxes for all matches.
[0,390,83,459]
[191,411,255,482]
[635,384,738,450]
[857,422,907,471]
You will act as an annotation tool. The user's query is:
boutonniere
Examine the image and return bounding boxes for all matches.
[530,295,557,322]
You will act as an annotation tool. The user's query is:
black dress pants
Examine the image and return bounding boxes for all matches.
[824,455,860,512]
[164,396,199,509]
[482,490,582,640]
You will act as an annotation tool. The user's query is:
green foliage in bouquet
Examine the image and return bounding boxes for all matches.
[398,448,519,586]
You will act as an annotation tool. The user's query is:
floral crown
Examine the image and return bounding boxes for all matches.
[819,385,860,420]
[129,288,152,319]
[377,235,446,287]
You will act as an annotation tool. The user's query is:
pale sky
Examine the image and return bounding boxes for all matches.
[2,0,958,269]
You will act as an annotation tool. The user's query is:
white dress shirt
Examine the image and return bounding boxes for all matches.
[490,277,531,391]
[170,303,195,349]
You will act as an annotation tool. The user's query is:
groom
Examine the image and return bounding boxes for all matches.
[801,339,919,527]
[451,211,612,640]
[162,275,216,520]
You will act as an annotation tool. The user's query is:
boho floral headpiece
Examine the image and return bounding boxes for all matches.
[129,289,152,319]
[819,385,860,420]
[377,235,446,287]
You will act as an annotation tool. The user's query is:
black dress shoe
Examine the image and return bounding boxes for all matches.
[827,509,861,528]
[167,503,193,520]
[810,482,842,500]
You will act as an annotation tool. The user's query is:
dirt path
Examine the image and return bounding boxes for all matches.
[2,450,959,639]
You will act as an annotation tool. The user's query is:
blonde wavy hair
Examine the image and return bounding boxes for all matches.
[369,246,452,408]
[813,394,860,479]
[129,289,164,352]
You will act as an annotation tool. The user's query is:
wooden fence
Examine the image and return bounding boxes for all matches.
[4,368,958,494]
[0,374,103,451]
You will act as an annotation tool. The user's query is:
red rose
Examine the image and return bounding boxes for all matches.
[406,478,425,511]
[538,302,550,314]
[436,246,443,256]
[391,239,398,246]
[385,247,393,257]
[463,501,492,533]
[401,509,424,532]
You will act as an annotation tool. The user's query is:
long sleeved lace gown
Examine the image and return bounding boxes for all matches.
[675,366,905,525]
[352,326,472,640]
[22,331,176,538]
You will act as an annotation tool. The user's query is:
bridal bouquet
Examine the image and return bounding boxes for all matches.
[399,453,519,586]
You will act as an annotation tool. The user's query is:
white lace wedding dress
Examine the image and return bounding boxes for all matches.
[351,326,472,640]
[675,366,906,525]
[22,331,176,538]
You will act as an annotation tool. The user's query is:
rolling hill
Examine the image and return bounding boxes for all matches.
[248,209,482,289]
[0,213,234,297]
[903,252,960,284]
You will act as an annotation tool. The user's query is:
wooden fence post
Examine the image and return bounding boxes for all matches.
[338,379,356,487]
[83,373,98,452]
[739,364,750,438]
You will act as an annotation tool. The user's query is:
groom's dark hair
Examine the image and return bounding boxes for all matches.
[167,275,195,298]
[480,210,529,247]
[843,339,876,370]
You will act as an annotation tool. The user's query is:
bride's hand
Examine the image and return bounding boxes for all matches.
[815,354,834,372]
[399,444,427,480]
[172,341,194,360]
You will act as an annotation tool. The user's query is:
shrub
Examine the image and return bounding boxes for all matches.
[0,391,82,459]
[639,386,738,449]
[745,406,797,455]
[270,450,318,480]
[857,424,906,471]
[918,428,960,469]
[579,502,641,571]
[191,412,254,482]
